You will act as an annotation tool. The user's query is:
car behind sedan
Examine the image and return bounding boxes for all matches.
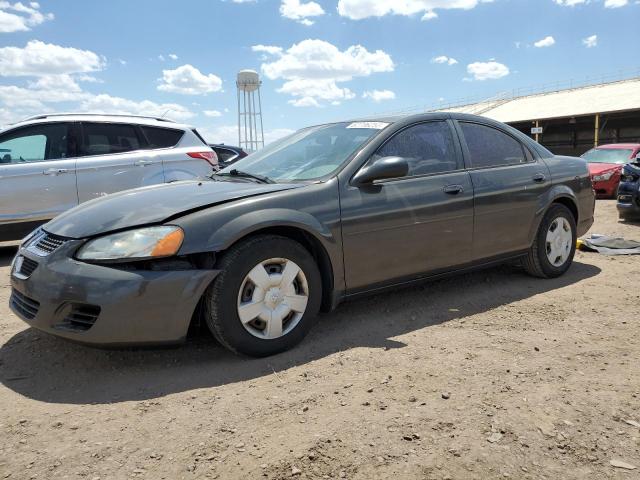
[581,144,640,198]
[9,113,595,357]
[617,154,640,220]
[0,114,217,241]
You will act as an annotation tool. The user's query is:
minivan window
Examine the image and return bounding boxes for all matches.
[0,123,69,164]
[142,126,184,149]
[372,121,458,176]
[460,122,526,168]
[81,123,141,156]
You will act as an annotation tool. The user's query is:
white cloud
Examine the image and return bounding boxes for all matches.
[466,61,509,80]
[256,39,393,107]
[157,64,223,95]
[362,89,396,102]
[431,55,458,65]
[203,109,222,117]
[534,35,555,48]
[337,0,494,20]
[553,0,587,5]
[583,34,598,47]
[280,0,325,25]
[604,0,628,7]
[279,78,356,107]
[0,40,105,77]
[169,53,178,60]
[554,0,629,7]
[0,1,53,33]
[252,44,284,56]
[79,94,194,122]
[0,79,195,127]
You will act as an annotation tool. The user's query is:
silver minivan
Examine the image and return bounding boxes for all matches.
[0,113,217,241]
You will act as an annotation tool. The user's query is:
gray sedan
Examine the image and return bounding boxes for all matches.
[9,113,595,356]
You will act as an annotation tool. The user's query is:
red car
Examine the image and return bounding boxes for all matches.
[581,144,640,198]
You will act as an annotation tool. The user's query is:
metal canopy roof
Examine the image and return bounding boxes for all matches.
[442,77,640,123]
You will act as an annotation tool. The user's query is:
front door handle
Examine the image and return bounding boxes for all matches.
[443,184,464,195]
[134,160,153,167]
[533,173,546,183]
[43,168,69,176]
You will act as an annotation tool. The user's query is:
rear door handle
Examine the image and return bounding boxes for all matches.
[43,168,69,176]
[533,173,546,183]
[134,160,153,167]
[443,184,464,195]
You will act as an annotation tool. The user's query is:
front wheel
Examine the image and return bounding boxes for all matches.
[202,235,322,357]
[523,204,577,278]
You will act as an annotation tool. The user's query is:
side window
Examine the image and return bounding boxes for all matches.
[0,123,69,164]
[373,121,459,177]
[460,122,526,168]
[81,123,141,156]
[141,126,184,149]
[214,147,237,162]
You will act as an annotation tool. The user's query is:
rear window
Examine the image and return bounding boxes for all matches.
[213,147,237,162]
[141,126,184,149]
[582,148,633,165]
[81,123,141,155]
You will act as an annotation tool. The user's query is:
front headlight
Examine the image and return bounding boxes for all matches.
[593,171,615,182]
[77,226,184,262]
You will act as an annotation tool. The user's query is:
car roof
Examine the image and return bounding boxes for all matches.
[2,113,194,132]
[325,112,513,128]
[209,144,244,151]
[594,143,640,150]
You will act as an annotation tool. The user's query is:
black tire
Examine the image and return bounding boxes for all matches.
[523,204,577,279]
[203,235,322,357]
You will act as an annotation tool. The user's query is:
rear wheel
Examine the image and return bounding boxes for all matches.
[203,235,322,357]
[523,204,576,278]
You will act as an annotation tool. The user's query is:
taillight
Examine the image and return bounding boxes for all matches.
[188,151,218,167]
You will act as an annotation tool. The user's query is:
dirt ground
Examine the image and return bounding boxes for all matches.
[0,200,639,480]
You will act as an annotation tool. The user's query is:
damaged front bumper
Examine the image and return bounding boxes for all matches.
[8,235,219,346]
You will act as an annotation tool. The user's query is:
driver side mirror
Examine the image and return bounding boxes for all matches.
[352,156,409,186]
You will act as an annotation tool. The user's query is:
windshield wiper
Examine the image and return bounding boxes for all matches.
[214,169,275,184]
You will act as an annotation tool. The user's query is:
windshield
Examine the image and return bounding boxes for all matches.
[582,148,633,164]
[218,122,387,182]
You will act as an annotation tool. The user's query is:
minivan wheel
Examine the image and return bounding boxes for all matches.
[203,235,322,357]
[523,204,577,279]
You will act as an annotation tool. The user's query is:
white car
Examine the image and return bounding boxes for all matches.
[0,113,217,241]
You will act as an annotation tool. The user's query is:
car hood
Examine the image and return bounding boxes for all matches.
[44,180,304,239]
[587,163,622,175]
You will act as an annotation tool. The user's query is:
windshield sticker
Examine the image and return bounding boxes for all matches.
[346,122,390,130]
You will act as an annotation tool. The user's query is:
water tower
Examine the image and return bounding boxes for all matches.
[236,70,264,151]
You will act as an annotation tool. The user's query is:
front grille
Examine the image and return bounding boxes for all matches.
[10,289,40,320]
[61,305,101,331]
[18,257,38,277]
[27,232,67,256]
[34,233,66,254]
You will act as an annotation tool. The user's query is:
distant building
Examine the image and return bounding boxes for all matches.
[437,76,640,156]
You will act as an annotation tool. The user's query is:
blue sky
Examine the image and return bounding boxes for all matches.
[0,0,638,144]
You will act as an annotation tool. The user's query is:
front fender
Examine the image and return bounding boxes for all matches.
[206,208,334,251]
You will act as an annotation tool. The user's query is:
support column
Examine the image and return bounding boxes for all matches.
[535,120,540,143]
[594,114,600,147]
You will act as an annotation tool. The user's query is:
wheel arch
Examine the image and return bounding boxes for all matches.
[204,210,338,313]
[551,195,579,224]
[528,187,579,246]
